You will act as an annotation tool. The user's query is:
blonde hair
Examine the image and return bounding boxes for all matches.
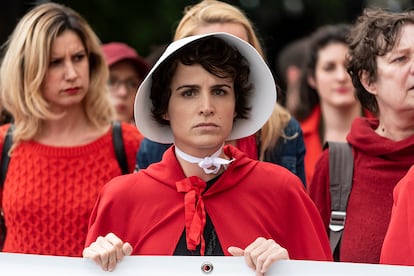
[0,2,113,152]
[175,0,293,160]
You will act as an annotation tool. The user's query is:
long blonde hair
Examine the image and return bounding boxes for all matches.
[0,2,113,152]
[175,0,293,160]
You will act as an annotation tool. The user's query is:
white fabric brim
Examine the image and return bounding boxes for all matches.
[134,32,276,144]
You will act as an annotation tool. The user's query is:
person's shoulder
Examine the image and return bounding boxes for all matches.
[254,160,302,183]
[394,164,414,198]
[120,122,140,134]
[119,122,143,142]
[141,137,171,149]
[284,116,303,136]
[251,161,305,194]
[315,146,330,166]
[0,123,12,144]
[102,171,146,194]
[0,123,11,137]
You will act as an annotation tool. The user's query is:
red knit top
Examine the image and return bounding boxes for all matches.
[309,117,414,263]
[0,123,142,256]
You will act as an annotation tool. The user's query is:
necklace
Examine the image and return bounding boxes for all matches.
[175,146,235,174]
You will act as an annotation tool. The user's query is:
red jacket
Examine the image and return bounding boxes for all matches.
[86,145,332,261]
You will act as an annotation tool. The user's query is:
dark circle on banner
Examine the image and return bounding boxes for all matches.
[201,262,214,274]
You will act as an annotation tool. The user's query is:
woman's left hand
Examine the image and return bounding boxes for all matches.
[228,237,289,276]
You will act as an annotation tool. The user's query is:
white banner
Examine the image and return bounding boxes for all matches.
[1,253,413,275]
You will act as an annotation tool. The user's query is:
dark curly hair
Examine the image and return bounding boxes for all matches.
[150,36,252,126]
[347,8,414,114]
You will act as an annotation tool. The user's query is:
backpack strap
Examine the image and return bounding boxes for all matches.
[0,123,129,181]
[112,121,129,175]
[325,141,354,261]
[1,124,14,187]
[0,124,14,250]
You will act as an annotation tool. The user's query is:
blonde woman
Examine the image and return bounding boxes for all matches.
[137,0,306,186]
[0,2,142,256]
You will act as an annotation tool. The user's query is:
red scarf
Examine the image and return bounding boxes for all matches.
[176,176,207,255]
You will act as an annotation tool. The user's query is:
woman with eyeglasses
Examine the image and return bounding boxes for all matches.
[102,42,149,123]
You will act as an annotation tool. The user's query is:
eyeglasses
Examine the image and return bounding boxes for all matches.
[108,78,141,93]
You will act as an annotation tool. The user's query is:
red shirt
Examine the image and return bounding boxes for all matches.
[86,145,332,261]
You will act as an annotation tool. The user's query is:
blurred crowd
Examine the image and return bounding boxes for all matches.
[1,0,414,273]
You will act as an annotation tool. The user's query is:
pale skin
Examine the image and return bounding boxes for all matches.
[107,60,142,123]
[38,30,109,146]
[361,23,414,141]
[191,22,248,149]
[83,63,289,275]
[308,42,362,142]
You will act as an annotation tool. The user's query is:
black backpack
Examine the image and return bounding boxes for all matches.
[0,121,128,249]
[324,141,354,261]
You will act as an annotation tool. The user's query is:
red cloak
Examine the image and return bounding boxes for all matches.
[85,145,331,261]
[381,165,414,265]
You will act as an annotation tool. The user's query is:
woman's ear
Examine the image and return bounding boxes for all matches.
[162,113,170,121]
[307,73,317,89]
[360,70,377,95]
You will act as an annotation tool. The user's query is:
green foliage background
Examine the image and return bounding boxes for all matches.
[2,0,413,71]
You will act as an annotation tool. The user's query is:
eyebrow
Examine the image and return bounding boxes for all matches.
[175,83,232,90]
[50,49,86,58]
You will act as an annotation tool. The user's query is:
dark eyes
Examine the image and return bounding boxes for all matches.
[181,88,196,97]
[213,89,226,95]
[392,56,407,63]
[73,53,86,62]
[180,88,227,97]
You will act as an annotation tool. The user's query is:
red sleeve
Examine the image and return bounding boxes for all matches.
[308,148,331,231]
[381,165,414,265]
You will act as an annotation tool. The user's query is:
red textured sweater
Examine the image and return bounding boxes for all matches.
[0,123,142,256]
[309,117,414,263]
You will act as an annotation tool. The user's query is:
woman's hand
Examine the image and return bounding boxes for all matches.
[82,233,133,271]
[228,237,289,276]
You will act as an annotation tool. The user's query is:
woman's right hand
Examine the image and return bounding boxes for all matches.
[82,233,133,271]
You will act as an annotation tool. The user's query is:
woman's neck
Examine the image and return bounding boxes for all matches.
[321,101,362,142]
[35,107,109,146]
[174,144,231,182]
[375,111,414,141]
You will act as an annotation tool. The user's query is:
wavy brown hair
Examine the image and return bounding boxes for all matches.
[347,8,414,115]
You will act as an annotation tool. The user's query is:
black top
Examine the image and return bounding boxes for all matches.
[173,175,224,256]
